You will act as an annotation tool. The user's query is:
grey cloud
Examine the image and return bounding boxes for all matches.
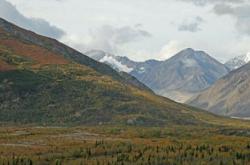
[214,4,250,35]
[86,25,152,53]
[0,0,65,39]
[213,4,234,14]
[178,16,204,32]
[179,0,250,36]
[179,0,245,6]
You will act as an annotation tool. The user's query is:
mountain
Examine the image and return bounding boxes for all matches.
[0,17,226,126]
[134,48,229,102]
[85,50,161,74]
[85,50,136,73]
[188,62,250,117]
[225,53,250,70]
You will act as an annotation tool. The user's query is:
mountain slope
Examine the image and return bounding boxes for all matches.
[0,17,228,126]
[225,53,250,70]
[0,18,150,92]
[135,48,229,102]
[188,62,250,117]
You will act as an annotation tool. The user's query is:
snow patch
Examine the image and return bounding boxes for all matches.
[100,55,133,73]
[137,67,145,74]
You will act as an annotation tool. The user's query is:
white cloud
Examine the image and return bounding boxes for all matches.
[158,41,188,60]
[62,24,151,55]
[100,56,134,72]
[4,0,250,61]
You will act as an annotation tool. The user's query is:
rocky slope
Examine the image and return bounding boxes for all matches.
[188,62,250,117]
[135,48,229,102]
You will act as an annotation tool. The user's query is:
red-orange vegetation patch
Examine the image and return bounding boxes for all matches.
[0,60,15,71]
[0,39,69,65]
[0,28,7,37]
[0,27,5,33]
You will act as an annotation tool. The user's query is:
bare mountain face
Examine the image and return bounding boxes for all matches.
[134,48,230,102]
[225,53,250,71]
[188,62,250,118]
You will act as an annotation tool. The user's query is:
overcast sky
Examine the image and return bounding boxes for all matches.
[1,0,250,62]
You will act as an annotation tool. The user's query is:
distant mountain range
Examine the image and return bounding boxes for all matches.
[225,53,250,70]
[1,17,225,126]
[188,62,250,117]
[85,50,161,74]
[87,48,229,102]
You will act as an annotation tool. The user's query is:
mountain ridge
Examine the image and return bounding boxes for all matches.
[188,62,250,117]
[89,48,229,103]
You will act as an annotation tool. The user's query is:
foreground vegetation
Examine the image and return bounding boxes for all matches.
[0,125,250,165]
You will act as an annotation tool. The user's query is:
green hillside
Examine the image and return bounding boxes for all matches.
[0,62,201,125]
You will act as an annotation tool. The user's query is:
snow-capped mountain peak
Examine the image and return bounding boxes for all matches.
[244,52,250,63]
[85,50,134,73]
[225,53,250,70]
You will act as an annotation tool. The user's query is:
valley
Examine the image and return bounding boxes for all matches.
[1,123,250,165]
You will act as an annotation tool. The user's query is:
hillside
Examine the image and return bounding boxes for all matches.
[188,62,250,117]
[0,17,229,126]
[0,18,151,92]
